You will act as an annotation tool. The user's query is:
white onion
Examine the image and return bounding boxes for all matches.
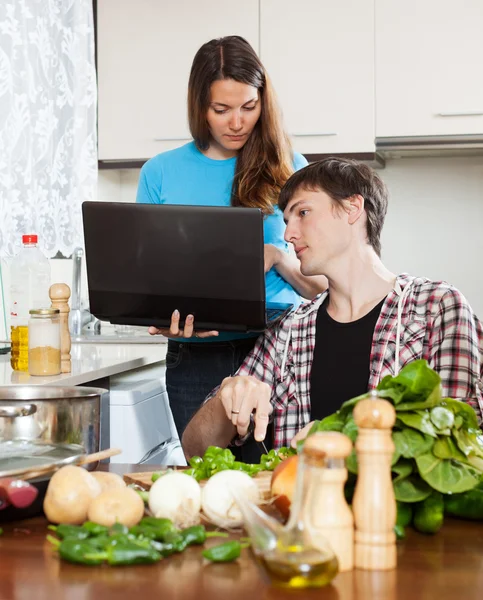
[148,472,201,528]
[201,470,260,529]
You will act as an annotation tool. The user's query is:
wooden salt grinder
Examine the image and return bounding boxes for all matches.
[49,283,71,373]
[352,396,397,570]
[304,432,354,572]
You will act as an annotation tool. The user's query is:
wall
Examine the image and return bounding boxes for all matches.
[96,156,483,318]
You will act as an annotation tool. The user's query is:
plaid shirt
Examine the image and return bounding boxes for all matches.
[206,274,483,449]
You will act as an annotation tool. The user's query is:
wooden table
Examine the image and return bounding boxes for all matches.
[0,464,481,600]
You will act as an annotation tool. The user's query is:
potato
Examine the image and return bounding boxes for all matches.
[270,455,298,518]
[90,471,126,492]
[43,465,102,525]
[87,486,144,527]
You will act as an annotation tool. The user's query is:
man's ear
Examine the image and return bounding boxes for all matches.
[347,194,365,225]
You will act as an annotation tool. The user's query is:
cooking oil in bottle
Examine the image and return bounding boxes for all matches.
[9,234,50,372]
[257,544,339,589]
[10,325,29,371]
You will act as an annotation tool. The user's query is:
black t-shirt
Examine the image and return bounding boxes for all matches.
[310,296,385,420]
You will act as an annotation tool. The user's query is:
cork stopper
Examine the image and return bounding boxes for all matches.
[304,431,352,459]
[353,397,396,430]
[49,283,71,302]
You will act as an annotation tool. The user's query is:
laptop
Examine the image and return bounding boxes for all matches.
[81,202,293,333]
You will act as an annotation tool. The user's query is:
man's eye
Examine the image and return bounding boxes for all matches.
[300,210,309,217]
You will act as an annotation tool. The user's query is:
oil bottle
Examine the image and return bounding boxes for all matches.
[233,440,339,589]
[10,234,50,371]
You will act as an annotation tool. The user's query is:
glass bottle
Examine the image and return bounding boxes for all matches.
[233,442,339,589]
[10,234,51,371]
[28,308,61,376]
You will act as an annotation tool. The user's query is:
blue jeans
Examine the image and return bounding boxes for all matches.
[166,337,258,439]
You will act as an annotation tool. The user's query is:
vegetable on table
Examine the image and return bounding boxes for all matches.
[298,360,483,533]
[90,471,126,492]
[43,465,102,525]
[87,486,145,528]
[202,540,248,563]
[148,471,201,529]
[201,470,260,528]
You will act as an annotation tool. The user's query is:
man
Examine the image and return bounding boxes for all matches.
[182,158,483,458]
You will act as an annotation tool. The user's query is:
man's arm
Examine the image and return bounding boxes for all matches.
[429,287,483,421]
[182,375,273,460]
[182,388,236,459]
[182,325,281,459]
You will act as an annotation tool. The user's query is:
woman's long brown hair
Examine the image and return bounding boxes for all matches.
[188,36,294,214]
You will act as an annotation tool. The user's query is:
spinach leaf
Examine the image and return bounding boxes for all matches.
[396,384,442,411]
[393,475,432,503]
[346,449,358,475]
[393,429,435,458]
[452,428,483,459]
[378,360,441,404]
[342,417,358,442]
[396,411,438,438]
[415,452,481,494]
[439,399,479,430]
[392,459,414,482]
[311,413,345,434]
[430,406,455,430]
[433,437,467,462]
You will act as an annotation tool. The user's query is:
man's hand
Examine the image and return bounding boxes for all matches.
[148,310,219,339]
[218,375,273,442]
[290,420,316,448]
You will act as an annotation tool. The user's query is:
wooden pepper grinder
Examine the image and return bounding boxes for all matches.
[352,395,397,570]
[49,283,71,373]
[304,432,354,572]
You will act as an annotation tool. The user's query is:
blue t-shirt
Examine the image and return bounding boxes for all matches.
[136,141,308,341]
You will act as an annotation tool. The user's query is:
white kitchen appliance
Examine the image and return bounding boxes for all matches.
[109,366,186,466]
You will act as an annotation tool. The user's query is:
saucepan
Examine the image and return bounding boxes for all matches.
[0,385,108,521]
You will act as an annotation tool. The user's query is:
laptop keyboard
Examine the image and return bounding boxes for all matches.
[266,304,293,325]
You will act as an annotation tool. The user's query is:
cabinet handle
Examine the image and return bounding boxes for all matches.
[436,111,483,117]
[291,132,337,137]
[153,136,192,142]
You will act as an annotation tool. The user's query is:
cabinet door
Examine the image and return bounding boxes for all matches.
[259,0,375,155]
[97,0,259,160]
[376,0,483,138]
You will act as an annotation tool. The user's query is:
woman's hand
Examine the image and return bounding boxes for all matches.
[264,244,282,273]
[147,310,219,339]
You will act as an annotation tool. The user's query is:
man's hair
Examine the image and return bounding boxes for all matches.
[278,157,389,256]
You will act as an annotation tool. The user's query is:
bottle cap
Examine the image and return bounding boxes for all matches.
[29,308,60,316]
[22,234,38,244]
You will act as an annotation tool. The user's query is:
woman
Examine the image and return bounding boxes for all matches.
[137,36,326,450]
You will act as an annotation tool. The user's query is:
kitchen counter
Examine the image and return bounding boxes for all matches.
[0,463,481,600]
[0,341,167,387]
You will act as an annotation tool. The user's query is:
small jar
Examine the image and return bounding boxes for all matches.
[28,308,61,376]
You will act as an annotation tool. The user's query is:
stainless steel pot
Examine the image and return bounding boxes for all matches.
[0,385,107,521]
[0,386,105,458]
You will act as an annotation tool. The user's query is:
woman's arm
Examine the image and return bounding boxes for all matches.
[265,244,328,300]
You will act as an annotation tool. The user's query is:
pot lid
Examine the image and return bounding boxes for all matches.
[0,440,84,479]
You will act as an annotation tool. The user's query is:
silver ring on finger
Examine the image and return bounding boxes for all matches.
[231,410,240,415]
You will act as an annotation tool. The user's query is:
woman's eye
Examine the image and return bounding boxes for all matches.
[243,106,256,111]
[213,109,227,115]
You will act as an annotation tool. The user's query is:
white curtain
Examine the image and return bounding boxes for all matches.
[0,0,97,259]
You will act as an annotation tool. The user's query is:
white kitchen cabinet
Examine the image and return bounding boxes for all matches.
[259,0,375,155]
[97,0,259,161]
[376,0,483,138]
